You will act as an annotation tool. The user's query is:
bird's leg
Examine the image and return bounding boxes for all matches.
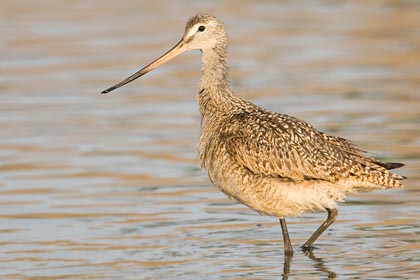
[279,218,294,256]
[302,208,338,251]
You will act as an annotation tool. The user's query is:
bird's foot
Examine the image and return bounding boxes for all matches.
[300,244,318,254]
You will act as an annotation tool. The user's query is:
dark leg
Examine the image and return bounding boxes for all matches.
[279,218,294,256]
[302,208,338,251]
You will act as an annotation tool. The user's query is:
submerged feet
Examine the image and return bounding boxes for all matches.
[280,210,338,279]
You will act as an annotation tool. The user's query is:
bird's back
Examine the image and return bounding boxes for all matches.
[198,98,404,198]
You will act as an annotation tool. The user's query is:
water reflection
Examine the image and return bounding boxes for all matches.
[304,250,337,279]
[281,252,336,280]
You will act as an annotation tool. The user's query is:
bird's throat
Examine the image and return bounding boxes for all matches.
[198,46,236,117]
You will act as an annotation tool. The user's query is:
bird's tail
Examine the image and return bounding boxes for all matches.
[374,161,405,171]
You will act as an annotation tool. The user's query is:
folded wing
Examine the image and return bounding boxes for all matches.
[222,110,403,188]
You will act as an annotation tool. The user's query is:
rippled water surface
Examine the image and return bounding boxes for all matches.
[1,1,419,279]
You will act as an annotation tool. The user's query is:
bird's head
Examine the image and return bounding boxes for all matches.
[102,13,226,94]
[182,13,227,51]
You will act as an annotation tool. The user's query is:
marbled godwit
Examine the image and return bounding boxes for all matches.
[102,14,405,255]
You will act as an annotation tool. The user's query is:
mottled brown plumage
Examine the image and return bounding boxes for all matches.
[102,13,405,255]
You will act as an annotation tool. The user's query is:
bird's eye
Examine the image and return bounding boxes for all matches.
[198,25,206,32]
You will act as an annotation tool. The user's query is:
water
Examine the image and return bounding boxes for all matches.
[1,0,419,279]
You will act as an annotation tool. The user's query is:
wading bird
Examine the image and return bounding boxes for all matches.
[102,14,404,256]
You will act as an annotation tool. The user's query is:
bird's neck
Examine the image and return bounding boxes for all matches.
[198,45,237,118]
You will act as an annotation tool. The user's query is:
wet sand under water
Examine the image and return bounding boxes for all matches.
[1,0,419,279]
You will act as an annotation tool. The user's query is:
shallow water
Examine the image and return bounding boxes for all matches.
[1,0,419,279]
